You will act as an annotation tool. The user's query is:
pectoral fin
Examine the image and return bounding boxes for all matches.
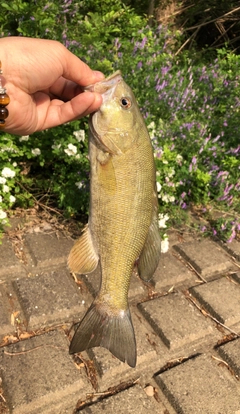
[68,225,98,274]
[138,208,161,282]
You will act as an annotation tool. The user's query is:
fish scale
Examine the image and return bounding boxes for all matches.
[68,71,161,367]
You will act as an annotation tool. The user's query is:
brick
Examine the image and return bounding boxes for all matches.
[153,251,196,291]
[190,277,240,327]
[81,266,100,298]
[0,330,92,414]
[155,354,240,414]
[12,269,90,330]
[0,286,13,337]
[174,239,235,278]
[138,292,218,351]
[0,238,26,279]
[218,338,240,378]
[86,307,161,388]
[24,232,73,269]
[232,271,240,284]
[80,384,162,414]
[129,272,148,300]
[221,239,240,261]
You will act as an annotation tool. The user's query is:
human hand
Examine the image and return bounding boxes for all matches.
[0,37,104,135]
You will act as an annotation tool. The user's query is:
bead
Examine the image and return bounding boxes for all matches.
[0,62,10,128]
[0,93,10,106]
[0,107,8,119]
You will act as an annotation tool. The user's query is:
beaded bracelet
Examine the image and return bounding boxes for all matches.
[0,61,10,129]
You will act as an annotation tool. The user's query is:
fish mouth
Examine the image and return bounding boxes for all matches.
[84,70,122,95]
[87,71,123,153]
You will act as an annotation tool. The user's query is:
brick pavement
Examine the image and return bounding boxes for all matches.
[0,220,239,414]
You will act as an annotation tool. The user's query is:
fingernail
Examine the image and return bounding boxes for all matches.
[93,71,105,80]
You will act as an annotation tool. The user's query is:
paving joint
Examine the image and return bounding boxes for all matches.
[0,220,239,413]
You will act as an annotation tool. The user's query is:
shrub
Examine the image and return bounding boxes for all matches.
[0,1,239,244]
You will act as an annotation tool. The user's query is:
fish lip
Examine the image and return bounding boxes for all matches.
[84,70,122,94]
[87,71,123,153]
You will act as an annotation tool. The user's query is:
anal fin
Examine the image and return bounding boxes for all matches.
[68,225,98,274]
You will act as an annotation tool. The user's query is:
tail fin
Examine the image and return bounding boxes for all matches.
[69,302,136,368]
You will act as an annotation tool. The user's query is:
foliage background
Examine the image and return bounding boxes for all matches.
[0,0,239,243]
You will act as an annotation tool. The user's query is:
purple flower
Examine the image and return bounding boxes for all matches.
[140,37,148,49]
[114,38,121,49]
[213,135,220,143]
[227,229,236,243]
[145,75,150,84]
[161,66,169,76]
[192,156,197,165]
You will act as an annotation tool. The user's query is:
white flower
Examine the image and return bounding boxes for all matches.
[158,213,169,229]
[156,182,162,193]
[176,154,183,164]
[73,130,85,142]
[12,162,17,167]
[0,177,6,184]
[148,122,157,140]
[162,194,169,203]
[0,209,7,219]
[148,121,156,130]
[169,195,175,202]
[2,167,15,178]
[31,148,41,156]
[75,181,84,189]
[0,195,2,202]
[19,135,29,142]
[9,195,16,203]
[51,143,61,150]
[3,185,9,193]
[64,143,77,156]
[161,236,169,253]
[168,168,175,178]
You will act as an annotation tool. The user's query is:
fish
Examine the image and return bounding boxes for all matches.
[68,70,161,368]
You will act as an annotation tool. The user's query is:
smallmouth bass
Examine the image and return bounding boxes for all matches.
[68,71,161,367]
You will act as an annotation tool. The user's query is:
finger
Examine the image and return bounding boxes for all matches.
[35,91,103,130]
[58,43,105,86]
[47,77,82,101]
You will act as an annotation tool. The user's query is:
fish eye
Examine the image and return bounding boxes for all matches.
[120,97,131,109]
